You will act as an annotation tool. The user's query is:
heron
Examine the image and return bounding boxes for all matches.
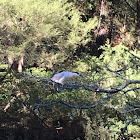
[50,71,82,92]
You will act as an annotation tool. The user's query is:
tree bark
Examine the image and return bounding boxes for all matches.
[96,0,109,46]
[137,0,140,50]
[98,0,107,30]
[8,56,24,73]
[18,56,24,73]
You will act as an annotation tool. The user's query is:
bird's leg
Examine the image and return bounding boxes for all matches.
[56,83,63,92]
[52,82,55,89]
[52,82,62,92]
[52,82,58,92]
[51,81,63,92]
[56,83,60,92]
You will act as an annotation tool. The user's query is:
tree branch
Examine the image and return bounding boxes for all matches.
[128,50,140,60]
[33,93,111,110]
[123,0,137,13]
[123,87,140,95]
[106,65,128,80]
[22,71,140,94]
[126,102,140,108]
[121,116,140,133]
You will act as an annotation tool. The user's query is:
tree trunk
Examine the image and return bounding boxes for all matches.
[137,0,140,50]
[98,0,107,29]
[18,56,24,73]
[8,56,24,73]
[96,0,108,46]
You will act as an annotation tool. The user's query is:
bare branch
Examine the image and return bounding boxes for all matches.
[125,108,140,113]
[123,87,140,95]
[124,0,137,13]
[4,96,17,112]
[126,102,140,108]
[106,65,128,80]
[22,72,140,94]
[121,102,140,134]
[115,65,130,72]
[121,116,140,133]
[128,51,140,60]
[33,94,111,110]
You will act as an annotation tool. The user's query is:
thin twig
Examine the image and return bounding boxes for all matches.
[123,87,140,94]
[128,51,140,60]
[124,0,137,13]
[106,65,128,80]
[126,102,140,108]
[121,116,140,133]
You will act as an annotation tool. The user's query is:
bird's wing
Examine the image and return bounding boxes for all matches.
[51,72,65,81]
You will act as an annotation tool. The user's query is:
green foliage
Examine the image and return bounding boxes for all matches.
[99,41,140,85]
[1,43,140,139]
[0,0,98,68]
[0,0,140,139]
[19,42,140,138]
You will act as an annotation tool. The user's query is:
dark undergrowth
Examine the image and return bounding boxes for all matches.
[0,112,85,140]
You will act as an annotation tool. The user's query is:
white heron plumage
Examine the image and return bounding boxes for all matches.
[51,71,82,85]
